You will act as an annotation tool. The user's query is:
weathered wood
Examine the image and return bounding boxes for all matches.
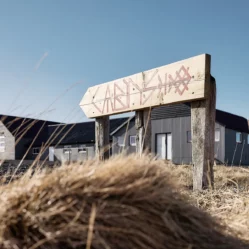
[191,55,216,190]
[95,116,110,160]
[80,54,208,118]
[135,111,143,154]
[135,108,151,156]
[143,109,152,153]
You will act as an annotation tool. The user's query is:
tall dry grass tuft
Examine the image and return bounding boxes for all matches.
[0,155,248,249]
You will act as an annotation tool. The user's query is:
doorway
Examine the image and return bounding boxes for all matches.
[156,133,172,160]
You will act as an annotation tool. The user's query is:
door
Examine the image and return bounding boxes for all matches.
[49,147,54,162]
[156,134,166,159]
[166,133,172,160]
[156,133,172,160]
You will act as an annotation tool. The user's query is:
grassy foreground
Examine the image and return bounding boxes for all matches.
[0,155,248,248]
[168,163,249,241]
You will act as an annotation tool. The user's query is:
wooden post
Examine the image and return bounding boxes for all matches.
[135,108,151,156]
[95,116,110,160]
[191,56,216,190]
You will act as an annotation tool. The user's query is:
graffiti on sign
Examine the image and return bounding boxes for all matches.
[80,54,207,118]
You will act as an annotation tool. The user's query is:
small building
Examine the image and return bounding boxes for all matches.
[48,117,129,163]
[0,114,59,161]
[111,103,249,166]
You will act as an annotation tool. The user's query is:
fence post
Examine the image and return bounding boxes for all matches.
[95,116,110,160]
[135,108,151,156]
[191,55,216,190]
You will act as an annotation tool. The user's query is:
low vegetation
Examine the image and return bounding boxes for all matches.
[168,163,249,241]
[0,155,248,248]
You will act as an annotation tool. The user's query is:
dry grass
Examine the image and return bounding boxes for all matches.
[0,155,248,248]
[159,162,249,241]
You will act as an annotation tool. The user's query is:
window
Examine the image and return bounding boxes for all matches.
[129,136,136,146]
[236,132,242,143]
[0,133,5,153]
[187,131,192,143]
[63,145,72,154]
[78,145,87,153]
[117,136,125,147]
[215,128,220,142]
[32,148,40,155]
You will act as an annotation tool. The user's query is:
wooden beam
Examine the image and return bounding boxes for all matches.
[135,111,143,155]
[95,116,110,160]
[191,55,216,190]
[135,108,151,156]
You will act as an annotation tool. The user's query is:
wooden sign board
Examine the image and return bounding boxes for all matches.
[80,54,210,118]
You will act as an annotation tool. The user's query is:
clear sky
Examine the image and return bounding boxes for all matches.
[0,0,249,123]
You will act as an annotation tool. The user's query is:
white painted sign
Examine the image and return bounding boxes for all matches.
[80,54,209,118]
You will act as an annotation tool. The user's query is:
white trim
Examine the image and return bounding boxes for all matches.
[117,136,125,147]
[78,146,87,153]
[187,131,192,143]
[236,132,242,143]
[129,136,136,146]
[63,145,72,154]
[215,128,220,142]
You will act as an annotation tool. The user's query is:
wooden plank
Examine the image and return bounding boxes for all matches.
[135,108,151,156]
[80,54,209,118]
[95,116,110,160]
[143,108,152,153]
[135,111,143,155]
[191,55,216,190]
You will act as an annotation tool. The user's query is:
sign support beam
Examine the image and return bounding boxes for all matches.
[95,116,110,160]
[135,108,151,156]
[191,55,216,190]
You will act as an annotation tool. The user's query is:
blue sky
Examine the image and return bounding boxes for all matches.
[0,0,249,122]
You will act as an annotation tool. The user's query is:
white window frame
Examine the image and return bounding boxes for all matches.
[0,134,5,153]
[117,136,125,147]
[78,145,87,153]
[236,132,242,143]
[32,147,40,155]
[129,136,136,146]
[215,128,220,142]
[63,145,72,154]
[187,131,192,143]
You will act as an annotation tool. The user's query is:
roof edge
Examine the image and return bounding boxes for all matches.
[110,116,135,136]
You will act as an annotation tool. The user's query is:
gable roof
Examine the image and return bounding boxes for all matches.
[215,109,249,133]
[48,117,130,145]
[0,115,61,147]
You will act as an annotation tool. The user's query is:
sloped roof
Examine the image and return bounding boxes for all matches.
[110,116,135,136]
[0,115,60,147]
[215,109,249,133]
[48,117,130,145]
[151,103,249,133]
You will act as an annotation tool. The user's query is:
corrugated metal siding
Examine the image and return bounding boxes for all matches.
[214,123,225,163]
[112,120,136,155]
[225,129,249,165]
[152,117,225,165]
[151,103,191,120]
[53,144,95,163]
[152,104,249,133]
[152,116,192,164]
